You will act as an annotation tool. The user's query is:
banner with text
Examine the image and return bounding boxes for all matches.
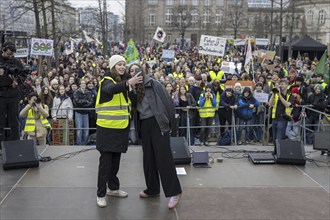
[199,35,226,57]
[162,49,175,59]
[255,38,269,46]
[14,48,29,58]
[30,38,54,56]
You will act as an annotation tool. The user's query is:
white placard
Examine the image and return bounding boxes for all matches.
[176,167,187,175]
[198,35,226,57]
[221,61,241,74]
[14,48,29,58]
[234,39,246,46]
[162,49,175,59]
[253,92,269,103]
[255,38,269,46]
[30,38,54,56]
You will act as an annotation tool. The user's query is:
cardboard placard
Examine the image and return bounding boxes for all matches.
[224,80,254,91]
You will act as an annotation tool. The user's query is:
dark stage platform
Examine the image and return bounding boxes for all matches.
[1,144,329,220]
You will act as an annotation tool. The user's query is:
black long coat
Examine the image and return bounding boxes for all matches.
[96,73,130,153]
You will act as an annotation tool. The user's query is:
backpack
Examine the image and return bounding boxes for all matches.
[218,130,232,146]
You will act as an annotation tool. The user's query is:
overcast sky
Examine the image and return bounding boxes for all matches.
[68,0,125,18]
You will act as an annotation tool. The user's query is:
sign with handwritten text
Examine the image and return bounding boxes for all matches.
[199,35,226,57]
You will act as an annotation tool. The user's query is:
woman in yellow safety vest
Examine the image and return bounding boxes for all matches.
[198,84,217,146]
[19,93,51,145]
[95,55,143,208]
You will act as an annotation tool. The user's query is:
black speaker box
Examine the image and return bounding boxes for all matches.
[170,137,191,164]
[313,131,330,151]
[2,140,39,170]
[275,139,306,165]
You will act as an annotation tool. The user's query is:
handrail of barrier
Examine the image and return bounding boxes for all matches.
[11,105,330,146]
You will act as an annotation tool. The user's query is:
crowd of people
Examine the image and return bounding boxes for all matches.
[1,40,330,147]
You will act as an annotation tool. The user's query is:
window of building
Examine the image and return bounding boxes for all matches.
[192,0,198,6]
[204,0,211,6]
[148,0,158,5]
[180,0,187,5]
[295,17,299,29]
[148,33,152,40]
[203,9,210,24]
[191,9,199,27]
[165,8,173,25]
[167,34,172,42]
[149,13,156,26]
[318,9,326,25]
[307,10,313,26]
[216,0,224,7]
[215,10,222,27]
[165,0,173,5]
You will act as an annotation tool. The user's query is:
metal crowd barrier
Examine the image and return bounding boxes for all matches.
[6,105,330,146]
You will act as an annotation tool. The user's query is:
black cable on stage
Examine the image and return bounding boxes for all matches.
[39,147,96,162]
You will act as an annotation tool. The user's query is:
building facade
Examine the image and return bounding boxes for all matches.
[125,0,329,46]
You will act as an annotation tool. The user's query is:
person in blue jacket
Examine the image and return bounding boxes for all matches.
[236,87,260,145]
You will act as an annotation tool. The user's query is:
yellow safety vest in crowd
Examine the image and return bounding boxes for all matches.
[24,108,51,133]
[321,82,328,90]
[173,72,184,79]
[272,93,292,119]
[217,58,221,64]
[95,76,131,129]
[209,70,225,82]
[198,94,216,118]
[215,91,221,109]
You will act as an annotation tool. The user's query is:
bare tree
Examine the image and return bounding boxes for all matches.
[226,1,247,39]
[172,5,192,50]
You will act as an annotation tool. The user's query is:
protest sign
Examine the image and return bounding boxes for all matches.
[30,38,54,56]
[199,35,226,57]
[255,38,269,46]
[162,49,175,59]
[14,48,29,58]
[224,80,254,91]
[254,92,269,103]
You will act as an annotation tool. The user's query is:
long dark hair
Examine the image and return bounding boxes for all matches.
[128,63,145,103]
[110,66,126,83]
[39,86,53,107]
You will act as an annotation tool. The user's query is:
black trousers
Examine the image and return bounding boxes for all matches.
[0,96,19,142]
[219,109,232,135]
[140,117,182,197]
[97,151,121,197]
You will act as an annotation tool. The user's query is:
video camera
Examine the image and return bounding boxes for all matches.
[0,57,31,84]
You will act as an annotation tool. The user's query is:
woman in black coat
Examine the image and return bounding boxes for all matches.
[95,55,142,208]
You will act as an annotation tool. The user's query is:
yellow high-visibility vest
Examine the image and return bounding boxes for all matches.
[24,108,51,133]
[198,94,216,118]
[272,93,292,119]
[209,70,224,82]
[95,76,131,129]
[173,72,184,79]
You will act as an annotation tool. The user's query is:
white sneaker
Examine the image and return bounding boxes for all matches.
[96,197,107,207]
[106,189,128,198]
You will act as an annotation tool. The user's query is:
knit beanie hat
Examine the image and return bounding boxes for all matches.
[109,55,126,70]
[314,84,324,92]
[234,82,242,89]
[291,87,299,94]
[50,79,59,86]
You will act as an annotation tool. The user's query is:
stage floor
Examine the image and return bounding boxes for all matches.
[1,144,329,220]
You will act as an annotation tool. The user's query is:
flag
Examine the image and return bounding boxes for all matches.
[83,30,94,43]
[124,39,139,65]
[315,51,329,84]
[82,30,103,46]
[245,39,252,67]
[153,27,166,43]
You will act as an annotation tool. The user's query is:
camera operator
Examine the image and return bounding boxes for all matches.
[19,93,51,146]
[0,41,25,142]
[268,79,295,149]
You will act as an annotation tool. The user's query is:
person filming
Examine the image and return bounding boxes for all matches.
[268,79,295,149]
[0,41,25,142]
[19,93,51,145]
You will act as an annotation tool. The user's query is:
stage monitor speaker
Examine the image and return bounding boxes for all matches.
[275,139,306,166]
[170,137,191,165]
[313,131,330,151]
[2,140,39,170]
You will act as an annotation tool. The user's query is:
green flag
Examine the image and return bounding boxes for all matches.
[124,39,139,65]
[315,51,329,84]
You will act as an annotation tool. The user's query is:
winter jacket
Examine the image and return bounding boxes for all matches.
[51,95,73,119]
[237,95,260,121]
[95,72,131,153]
[20,104,49,138]
[73,88,94,114]
[220,92,236,111]
[143,76,176,134]
[306,92,328,118]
